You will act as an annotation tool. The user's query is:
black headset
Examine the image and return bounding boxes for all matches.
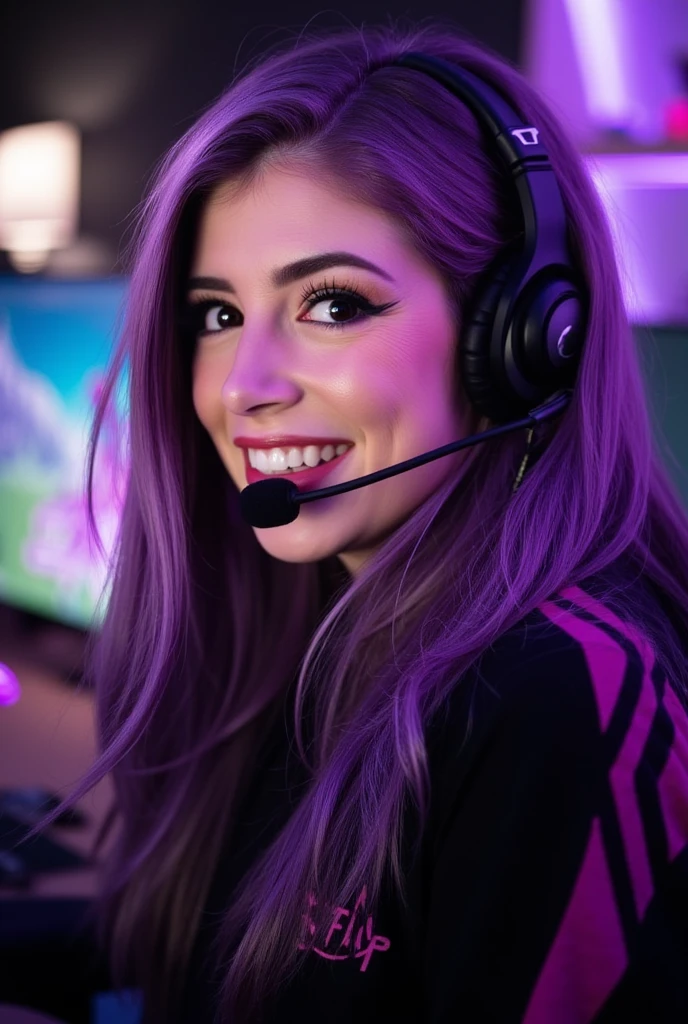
[391,52,588,424]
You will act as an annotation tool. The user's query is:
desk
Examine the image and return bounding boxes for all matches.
[0,651,115,1023]
[0,652,114,899]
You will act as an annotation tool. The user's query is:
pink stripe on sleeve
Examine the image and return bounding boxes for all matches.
[538,599,627,732]
[523,818,627,1024]
[558,585,656,676]
[656,686,688,863]
[561,586,688,865]
[539,600,655,918]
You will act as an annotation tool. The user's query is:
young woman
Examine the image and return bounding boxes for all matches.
[36,19,688,1024]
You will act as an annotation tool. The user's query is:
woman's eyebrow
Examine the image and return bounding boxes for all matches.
[187,251,395,294]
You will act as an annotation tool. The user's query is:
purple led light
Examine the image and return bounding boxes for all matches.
[587,153,688,189]
[0,663,21,706]
[563,0,632,129]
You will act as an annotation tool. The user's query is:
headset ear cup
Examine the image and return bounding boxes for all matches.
[460,258,515,422]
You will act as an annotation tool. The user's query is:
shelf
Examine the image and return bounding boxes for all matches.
[582,149,688,188]
[582,137,688,155]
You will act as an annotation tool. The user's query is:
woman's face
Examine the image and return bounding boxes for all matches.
[189,161,469,575]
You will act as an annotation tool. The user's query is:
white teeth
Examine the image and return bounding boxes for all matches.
[287,447,303,469]
[303,445,321,468]
[248,442,351,474]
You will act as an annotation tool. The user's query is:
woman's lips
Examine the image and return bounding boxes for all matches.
[243,447,353,490]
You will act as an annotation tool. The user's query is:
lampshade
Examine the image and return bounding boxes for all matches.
[0,121,80,272]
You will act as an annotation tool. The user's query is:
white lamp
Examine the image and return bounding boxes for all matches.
[0,121,80,273]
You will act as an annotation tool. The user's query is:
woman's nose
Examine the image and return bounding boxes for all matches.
[218,329,302,415]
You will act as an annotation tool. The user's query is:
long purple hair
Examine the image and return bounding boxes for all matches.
[37,19,688,1023]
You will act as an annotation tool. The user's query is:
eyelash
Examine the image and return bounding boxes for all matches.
[185,277,396,336]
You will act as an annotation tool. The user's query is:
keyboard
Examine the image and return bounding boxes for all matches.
[0,809,87,885]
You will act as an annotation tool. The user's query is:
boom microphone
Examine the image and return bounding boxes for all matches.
[238,390,572,528]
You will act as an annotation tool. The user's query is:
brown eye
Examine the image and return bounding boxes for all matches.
[185,300,241,336]
[300,284,396,331]
[306,296,362,324]
[203,304,239,332]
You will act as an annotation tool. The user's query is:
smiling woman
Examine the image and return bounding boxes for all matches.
[26,18,688,1024]
[186,167,465,573]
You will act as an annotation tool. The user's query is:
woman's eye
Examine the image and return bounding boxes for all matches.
[186,288,396,337]
[301,289,385,329]
[305,296,362,325]
[202,304,238,332]
[184,300,240,336]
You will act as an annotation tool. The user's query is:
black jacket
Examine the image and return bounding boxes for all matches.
[174,573,688,1023]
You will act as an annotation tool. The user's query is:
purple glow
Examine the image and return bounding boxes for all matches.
[588,173,688,323]
[586,153,688,189]
[563,0,632,129]
[0,663,21,705]
[525,2,688,325]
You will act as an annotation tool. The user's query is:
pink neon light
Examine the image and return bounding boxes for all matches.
[0,663,21,706]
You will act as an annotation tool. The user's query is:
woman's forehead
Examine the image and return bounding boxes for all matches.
[194,166,413,270]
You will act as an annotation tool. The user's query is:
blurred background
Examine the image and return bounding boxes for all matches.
[0,0,687,652]
[0,2,686,1020]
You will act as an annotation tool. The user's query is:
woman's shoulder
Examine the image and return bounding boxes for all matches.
[489,572,659,717]
[421,575,688,1024]
[428,563,688,814]
[475,561,676,720]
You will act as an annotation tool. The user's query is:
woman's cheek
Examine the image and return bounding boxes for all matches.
[191,365,214,431]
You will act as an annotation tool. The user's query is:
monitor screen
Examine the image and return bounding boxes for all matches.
[0,276,129,630]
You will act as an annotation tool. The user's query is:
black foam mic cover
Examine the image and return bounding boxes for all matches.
[239,476,300,527]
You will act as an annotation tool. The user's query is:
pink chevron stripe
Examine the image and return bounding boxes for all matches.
[657,746,688,863]
[609,674,656,919]
[539,600,655,920]
[562,585,688,864]
[523,818,627,1024]
[559,585,656,674]
[538,599,627,732]
[657,685,688,862]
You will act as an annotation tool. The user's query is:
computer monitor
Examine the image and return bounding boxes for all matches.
[0,276,129,630]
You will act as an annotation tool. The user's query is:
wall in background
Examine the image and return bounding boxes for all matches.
[523,0,688,326]
[0,0,524,273]
[636,326,688,508]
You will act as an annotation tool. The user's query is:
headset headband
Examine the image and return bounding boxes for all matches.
[391,52,587,421]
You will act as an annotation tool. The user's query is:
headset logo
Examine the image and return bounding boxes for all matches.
[511,127,540,146]
[557,324,575,357]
